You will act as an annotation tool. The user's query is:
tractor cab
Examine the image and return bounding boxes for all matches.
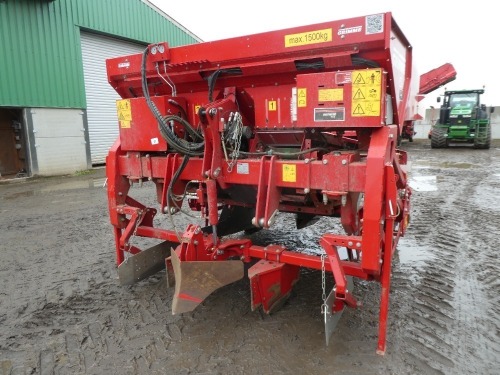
[437,89,483,126]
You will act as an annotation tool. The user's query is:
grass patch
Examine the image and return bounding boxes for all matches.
[74,169,95,176]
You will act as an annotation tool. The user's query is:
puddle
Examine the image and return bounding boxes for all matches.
[438,161,475,169]
[409,175,437,192]
[2,190,35,199]
[2,177,106,200]
[473,183,500,212]
[93,177,107,188]
[412,160,476,169]
[397,241,434,266]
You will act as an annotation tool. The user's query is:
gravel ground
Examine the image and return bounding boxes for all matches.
[1,139,499,375]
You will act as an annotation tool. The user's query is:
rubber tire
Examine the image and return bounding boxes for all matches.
[474,123,491,149]
[431,127,448,148]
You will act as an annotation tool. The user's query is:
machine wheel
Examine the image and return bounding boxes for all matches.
[430,127,448,148]
[474,123,491,149]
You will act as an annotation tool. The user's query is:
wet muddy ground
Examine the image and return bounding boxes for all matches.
[1,140,499,375]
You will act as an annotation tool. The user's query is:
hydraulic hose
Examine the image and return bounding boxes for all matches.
[141,47,204,156]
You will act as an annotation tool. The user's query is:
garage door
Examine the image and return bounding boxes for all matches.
[80,31,146,164]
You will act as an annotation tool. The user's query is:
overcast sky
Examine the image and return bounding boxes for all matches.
[148,0,498,111]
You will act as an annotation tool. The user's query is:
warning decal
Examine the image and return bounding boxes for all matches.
[282,164,296,183]
[297,88,307,107]
[318,88,343,102]
[117,99,132,128]
[351,69,381,117]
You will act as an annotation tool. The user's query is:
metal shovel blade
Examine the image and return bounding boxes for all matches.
[170,250,244,314]
[324,276,354,346]
[117,241,176,285]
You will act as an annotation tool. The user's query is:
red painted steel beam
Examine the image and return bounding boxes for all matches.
[117,154,367,193]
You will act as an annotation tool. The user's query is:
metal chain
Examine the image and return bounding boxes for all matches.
[321,253,327,313]
[227,112,244,173]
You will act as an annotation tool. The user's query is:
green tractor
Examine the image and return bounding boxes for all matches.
[430,89,494,149]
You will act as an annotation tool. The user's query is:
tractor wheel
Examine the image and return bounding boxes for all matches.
[430,127,448,148]
[474,123,491,149]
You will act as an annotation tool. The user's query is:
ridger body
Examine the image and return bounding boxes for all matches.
[106,12,424,354]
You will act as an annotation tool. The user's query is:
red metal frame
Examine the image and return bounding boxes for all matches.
[105,12,414,354]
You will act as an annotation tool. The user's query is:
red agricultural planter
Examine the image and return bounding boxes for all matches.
[104,12,446,354]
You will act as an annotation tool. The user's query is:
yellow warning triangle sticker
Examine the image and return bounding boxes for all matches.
[353,89,365,99]
[354,73,365,84]
[118,113,126,120]
[353,104,365,114]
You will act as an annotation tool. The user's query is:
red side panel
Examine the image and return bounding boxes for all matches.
[419,63,457,95]
[296,69,386,128]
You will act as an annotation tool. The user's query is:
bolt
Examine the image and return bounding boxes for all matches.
[213,167,221,178]
[356,242,361,248]
[348,241,353,247]
[342,160,347,165]
[193,240,199,245]
[118,192,123,196]
[304,188,310,194]
[305,158,310,164]
[323,159,328,165]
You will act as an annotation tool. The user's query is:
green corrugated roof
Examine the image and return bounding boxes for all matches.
[0,0,200,108]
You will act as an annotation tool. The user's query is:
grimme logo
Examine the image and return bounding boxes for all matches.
[338,26,362,35]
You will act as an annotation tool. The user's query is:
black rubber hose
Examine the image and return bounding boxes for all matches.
[141,47,204,156]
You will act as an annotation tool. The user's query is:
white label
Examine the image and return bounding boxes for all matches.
[151,137,159,145]
[237,162,249,174]
[291,87,297,121]
[118,61,130,68]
